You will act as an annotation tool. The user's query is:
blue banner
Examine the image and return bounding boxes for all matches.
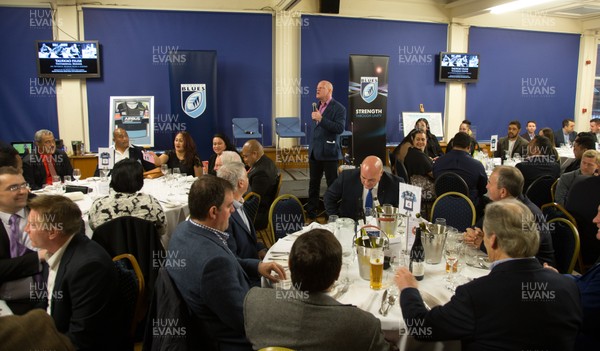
[168,51,218,154]
[349,55,389,164]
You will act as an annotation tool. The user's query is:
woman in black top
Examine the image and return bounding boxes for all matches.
[207,133,237,175]
[414,118,443,159]
[150,131,201,176]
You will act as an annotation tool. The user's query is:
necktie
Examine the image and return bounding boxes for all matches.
[43,154,58,185]
[9,214,27,257]
[365,189,373,210]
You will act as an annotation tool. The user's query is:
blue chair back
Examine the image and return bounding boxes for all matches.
[268,194,306,242]
[434,172,469,197]
[548,218,580,274]
[430,192,475,232]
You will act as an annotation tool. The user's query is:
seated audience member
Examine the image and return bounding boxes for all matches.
[566,175,600,267]
[396,199,581,350]
[217,162,266,268]
[149,131,202,177]
[214,150,243,173]
[465,166,555,266]
[244,228,390,351]
[0,166,45,314]
[493,120,529,161]
[516,135,560,191]
[0,142,22,170]
[554,118,577,147]
[445,120,481,155]
[544,205,600,351]
[166,176,285,350]
[325,156,402,221]
[555,150,599,206]
[22,129,72,190]
[88,159,167,237]
[208,133,237,176]
[404,130,435,205]
[591,117,600,143]
[538,127,561,164]
[241,140,278,230]
[521,120,537,141]
[0,309,75,351]
[392,128,418,165]
[563,132,596,174]
[414,118,443,159]
[101,127,156,174]
[26,195,124,350]
[433,131,487,206]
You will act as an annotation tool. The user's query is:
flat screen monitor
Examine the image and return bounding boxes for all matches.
[439,52,479,83]
[36,40,101,78]
[11,141,33,156]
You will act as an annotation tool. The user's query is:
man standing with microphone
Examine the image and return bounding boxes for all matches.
[306,80,346,219]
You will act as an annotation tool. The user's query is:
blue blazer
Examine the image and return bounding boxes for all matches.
[226,210,264,265]
[167,221,255,350]
[400,258,581,350]
[308,98,346,161]
[554,128,577,147]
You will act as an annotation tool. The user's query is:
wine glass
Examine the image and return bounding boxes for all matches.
[327,215,339,236]
[160,164,169,183]
[72,169,81,182]
[63,175,72,184]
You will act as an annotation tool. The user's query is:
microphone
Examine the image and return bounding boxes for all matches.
[312,102,317,112]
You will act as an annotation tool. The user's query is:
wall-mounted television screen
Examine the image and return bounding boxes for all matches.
[439,52,479,83]
[36,40,101,78]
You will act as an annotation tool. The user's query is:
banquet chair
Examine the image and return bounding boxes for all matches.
[243,191,261,225]
[541,202,578,228]
[143,267,207,350]
[550,178,559,202]
[112,254,145,345]
[434,172,469,197]
[92,216,165,307]
[430,192,476,232]
[525,175,556,208]
[269,194,307,243]
[275,117,306,147]
[232,118,263,146]
[547,218,580,274]
[395,159,410,184]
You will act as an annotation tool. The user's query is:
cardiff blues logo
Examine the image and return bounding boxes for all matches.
[181,84,206,118]
[360,77,378,104]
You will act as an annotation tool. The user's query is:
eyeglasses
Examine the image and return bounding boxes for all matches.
[5,183,30,192]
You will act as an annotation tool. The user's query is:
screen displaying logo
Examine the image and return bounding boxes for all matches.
[181,84,206,118]
[360,77,378,104]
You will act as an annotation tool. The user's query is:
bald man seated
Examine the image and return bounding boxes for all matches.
[324,156,404,221]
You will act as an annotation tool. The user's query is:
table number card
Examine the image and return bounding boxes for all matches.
[97,147,115,170]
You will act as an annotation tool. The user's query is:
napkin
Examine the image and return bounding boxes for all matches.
[63,191,85,201]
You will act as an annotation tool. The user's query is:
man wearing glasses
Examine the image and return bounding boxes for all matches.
[0,166,46,314]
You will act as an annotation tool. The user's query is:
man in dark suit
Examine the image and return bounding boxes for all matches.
[591,118,600,143]
[521,120,537,141]
[554,118,577,147]
[218,162,266,268]
[25,195,124,350]
[166,176,285,351]
[324,155,402,221]
[566,175,600,268]
[396,199,581,350]
[244,229,390,351]
[465,166,555,266]
[241,140,278,230]
[0,142,23,171]
[307,80,346,218]
[22,129,72,190]
[516,135,560,191]
[433,132,487,205]
[562,132,596,174]
[0,166,45,314]
[493,120,529,161]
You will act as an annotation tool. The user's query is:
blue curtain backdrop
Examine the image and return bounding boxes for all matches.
[0,7,57,143]
[300,15,447,144]
[467,27,580,141]
[83,8,272,155]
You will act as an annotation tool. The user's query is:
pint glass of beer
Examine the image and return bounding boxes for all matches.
[369,247,384,290]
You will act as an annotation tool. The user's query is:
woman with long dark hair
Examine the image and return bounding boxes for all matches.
[150,131,202,176]
[207,133,237,175]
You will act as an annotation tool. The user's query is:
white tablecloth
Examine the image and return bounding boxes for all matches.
[0,299,12,316]
[263,223,489,332]
[44,177,193,247]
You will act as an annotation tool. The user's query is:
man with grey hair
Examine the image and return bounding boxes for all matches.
[217,162,267,265]
[395,199,581,350]
[465,165,555,266]
[214,150,242,173]
[22,129,72,190]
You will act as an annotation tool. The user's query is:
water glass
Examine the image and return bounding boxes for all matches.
[327,215,339,236]
[63,175,72,184]
[72,168,81,181]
